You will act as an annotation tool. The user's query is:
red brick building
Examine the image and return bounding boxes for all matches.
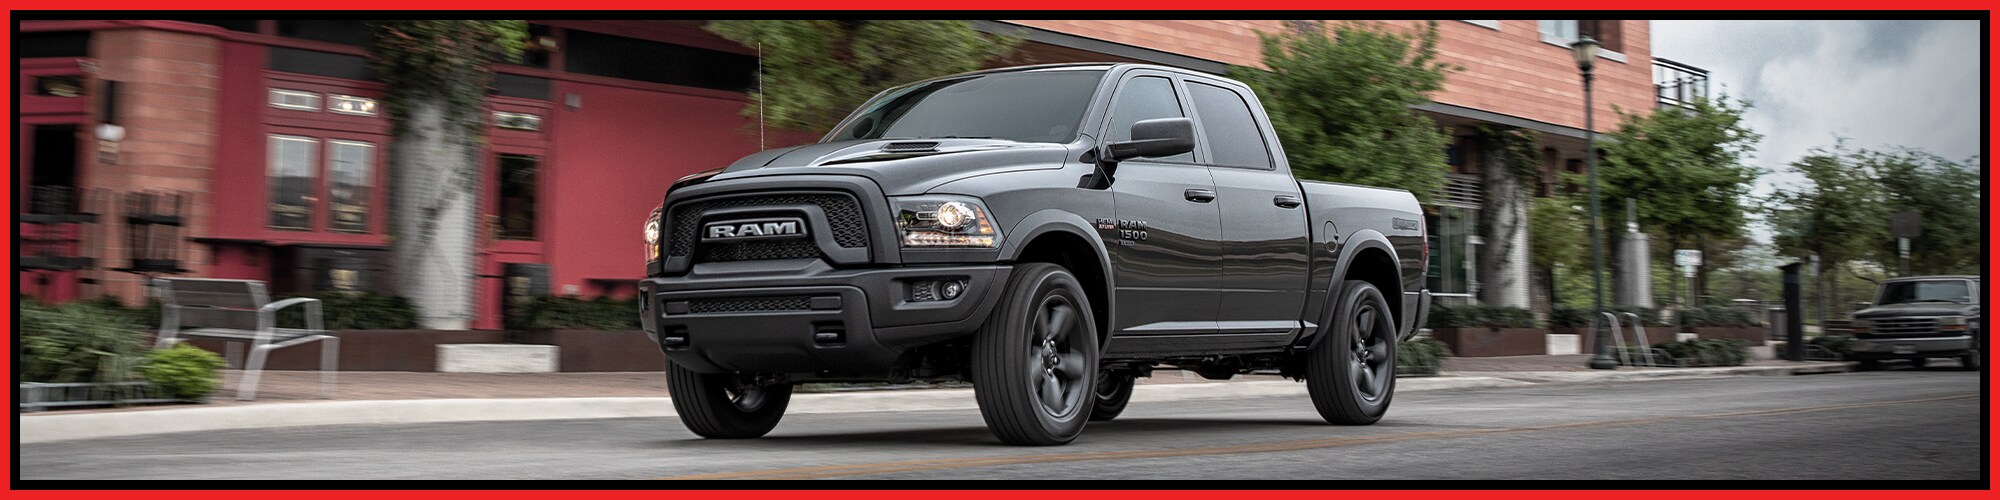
[16,20,1662,328]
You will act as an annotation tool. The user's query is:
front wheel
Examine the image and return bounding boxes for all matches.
[1305,280,1397,425]
[667,362,793,439]
[1961,350,1982,371]
[972,263,1100,445]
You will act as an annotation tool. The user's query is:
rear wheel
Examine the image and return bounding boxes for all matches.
[1909,357,1929,369]
[1089,370,1136,422]
[1855,359,1882,371]
[1961,350,1982,371]
[667,362,792,439]
[1305,280,1397,425]
[972,263,1100,446]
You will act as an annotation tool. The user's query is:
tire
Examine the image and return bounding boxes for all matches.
[1305,280,1397,425]
[1089,371,1136,422]
[667,362,793,439]
[1961,350,1982,371]
[972,263,1100,445]
[1909,357,1928,369]
[1856,359,1882,371]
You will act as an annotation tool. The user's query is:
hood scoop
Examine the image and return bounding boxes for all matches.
[881,141,940,153]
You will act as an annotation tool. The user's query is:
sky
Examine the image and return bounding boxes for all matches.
[1649,20,1984,242]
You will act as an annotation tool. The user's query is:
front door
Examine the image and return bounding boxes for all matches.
[1102,72,1222,337]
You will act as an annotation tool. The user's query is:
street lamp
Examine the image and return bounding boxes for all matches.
[1572,35,1617,370]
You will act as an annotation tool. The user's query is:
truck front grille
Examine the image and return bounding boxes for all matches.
[1867,317,1940,336]
[688,296,813,314]
[664,193,868,261]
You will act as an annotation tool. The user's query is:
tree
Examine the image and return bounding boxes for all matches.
[1599,95,1762,302]
[370,21,529,329]
[1862,148,1981,275]
[1232,21,1458,202]
[1529,195,1587,311]
[705,21,1020,135]
[1767,142,1888,321]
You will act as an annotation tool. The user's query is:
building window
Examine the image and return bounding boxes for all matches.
[277,20,374,48]
[1461,20,1501,30]
[1541,20,1625,54]
[1539,20,1580,44]
[1186,82,1274,169]
[34,75,84,98]
[497,154,539,240]
[267,135,318,230]
[327,140,375,233]
[328,94,378,116]
[270,89,322,111]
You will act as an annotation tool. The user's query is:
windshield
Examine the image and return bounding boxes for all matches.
[828,70,1105,144]
[1876,280,1974,305]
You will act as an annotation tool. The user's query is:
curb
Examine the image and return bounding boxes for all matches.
[18,364,1840,444]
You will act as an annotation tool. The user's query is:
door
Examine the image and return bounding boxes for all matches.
[1102,72,1223,336]
[1186,80,1310,334]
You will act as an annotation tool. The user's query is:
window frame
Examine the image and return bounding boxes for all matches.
[265,134,321,231]
[1179,77,1279,171]
[1093,68,1205,166]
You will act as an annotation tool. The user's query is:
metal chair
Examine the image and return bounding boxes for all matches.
[153,278,338,401]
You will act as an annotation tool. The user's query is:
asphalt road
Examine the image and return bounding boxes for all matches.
[20,369,1984,481]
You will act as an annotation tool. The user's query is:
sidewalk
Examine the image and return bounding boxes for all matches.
[20,356,1849,443]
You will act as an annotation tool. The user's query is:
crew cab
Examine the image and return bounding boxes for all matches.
[638,63,1430,445]
[1848,276,1982,370]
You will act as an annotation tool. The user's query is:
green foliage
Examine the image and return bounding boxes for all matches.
[1233,22,1457,202]
[1548,304,1660,328]
[1861,148,1982,275]
[1677,305,1760,328]
[1397,336,1453,376]
[1808,334,1854,357]
[1650,338,1751,367]
[1767,142,1887,277]
[370,21,529,133]
[705,20,1021,135]
[20,300,149,384]
[141,343,226,400]
[1601,96,1763,250]
[1530,197,1586,271]
[273,292,421,331]
[506,295,641,331]
[1426,304,1537,329]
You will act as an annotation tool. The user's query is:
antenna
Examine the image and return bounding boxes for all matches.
[757,41,766,151]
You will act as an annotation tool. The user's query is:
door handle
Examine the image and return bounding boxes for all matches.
[1274,194,1303,209]
[1184,189,1216,203]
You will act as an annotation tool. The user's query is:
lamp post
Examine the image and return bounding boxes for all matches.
[1572,36,1617,370]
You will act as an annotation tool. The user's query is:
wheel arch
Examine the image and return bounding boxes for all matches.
[1306,230,1404,349]
[1002,210,1117,351]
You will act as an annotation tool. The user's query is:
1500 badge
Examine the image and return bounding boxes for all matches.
[1096,218,1149,242]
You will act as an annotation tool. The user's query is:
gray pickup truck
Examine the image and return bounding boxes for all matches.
[639,63,1430,445]
[1847,276,1982,370]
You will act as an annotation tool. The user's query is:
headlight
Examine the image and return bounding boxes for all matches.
[1939,315,1967,331]
[894,197,1000,249]
[644,203,663,262]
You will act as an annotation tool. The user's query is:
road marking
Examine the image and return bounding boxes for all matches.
[658,393,1977,480]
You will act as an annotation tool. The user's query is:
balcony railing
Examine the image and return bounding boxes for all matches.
[1654,57,1710,110]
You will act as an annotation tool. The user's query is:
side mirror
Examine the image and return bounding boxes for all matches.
[1104,117,1195,162]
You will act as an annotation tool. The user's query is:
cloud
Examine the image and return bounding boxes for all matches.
[1650,20,1983,242]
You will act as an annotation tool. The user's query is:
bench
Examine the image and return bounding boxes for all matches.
[153,278,338,401]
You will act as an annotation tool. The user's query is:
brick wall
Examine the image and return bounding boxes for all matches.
[1007,20,1656,131]
[85,28,222,303]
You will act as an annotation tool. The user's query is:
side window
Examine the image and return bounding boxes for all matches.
[1106,75,1193,163]
[1187,82,1273,169]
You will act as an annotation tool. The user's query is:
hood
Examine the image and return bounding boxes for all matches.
[701,138,1075,196]
[1852,302,1979,319]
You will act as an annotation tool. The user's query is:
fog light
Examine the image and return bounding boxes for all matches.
[940,280,965,300]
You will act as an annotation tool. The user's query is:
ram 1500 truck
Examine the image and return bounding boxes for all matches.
[639,63,1430,445]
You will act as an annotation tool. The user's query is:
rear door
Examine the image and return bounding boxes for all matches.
[1184,79,1310,335]
[1102,70,1222,337]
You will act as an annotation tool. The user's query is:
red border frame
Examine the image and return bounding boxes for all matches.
[7,5,1994,494]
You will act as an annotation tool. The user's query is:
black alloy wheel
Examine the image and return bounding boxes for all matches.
[1090,370,1137,422]
[1305,280,1397,425]
[667,362,793,439]
[972,263,1100,445]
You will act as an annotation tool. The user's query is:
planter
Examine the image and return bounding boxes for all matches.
[1692,326,1766,346]
[1554,326,1678,353]
[516,329,665,372]
[174,330,509,372]
[1428,328,1548,357]
[18,381,188,411]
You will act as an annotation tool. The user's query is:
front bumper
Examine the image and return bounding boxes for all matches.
[1846,335,1975,358]
[639,260,1012,374]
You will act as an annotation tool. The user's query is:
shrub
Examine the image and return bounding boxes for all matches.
[1549,304,1661,328]
[273,292,420,330]
[506,295,641,331]
[1678,305,1759,328]
[1651,338,1751,367]
[1808,334,1854,358]
[1397,336,1453,376]
[20,299,150,384]
[142,343,226,399]
[1426,304,1536,329]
